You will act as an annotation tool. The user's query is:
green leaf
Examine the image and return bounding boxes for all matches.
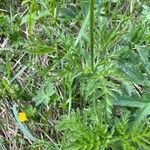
[21,0,30,5]
[33,83,56,106]
[74,11,90,47]
[142,4,150,21]
[12,103,36,141]
[111,98,149,108]
[134,104,150,123]
[24,104,37,117]
[119,63,145,83]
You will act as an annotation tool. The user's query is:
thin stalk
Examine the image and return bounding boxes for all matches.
[90,0,94,71]
[50,0,56,25]
[28,0,35,36]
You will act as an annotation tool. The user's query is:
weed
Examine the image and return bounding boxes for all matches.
[0,0,150,149]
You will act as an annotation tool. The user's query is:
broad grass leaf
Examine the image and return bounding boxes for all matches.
[12,103,36,141]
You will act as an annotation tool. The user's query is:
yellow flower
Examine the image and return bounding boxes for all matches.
[18,112,28,122]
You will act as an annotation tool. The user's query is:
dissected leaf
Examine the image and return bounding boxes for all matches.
[33,83,56,106]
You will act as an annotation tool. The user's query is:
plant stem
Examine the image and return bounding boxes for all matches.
[50,0,56,25]
[28,0,35,36]
[90,0,94,71]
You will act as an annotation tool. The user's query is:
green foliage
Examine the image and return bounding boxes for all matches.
[29,140,58,150]
[33,83,57,106]
[56,107,150,150]
[0,136,7,150]
[1,0,150,149]
[114,114,150,150]
[56,107,114,150]
[24,104,37,117]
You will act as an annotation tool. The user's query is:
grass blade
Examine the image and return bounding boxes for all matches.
[28,0,35,36]
[12,103,36,141]
[74,11,90,47]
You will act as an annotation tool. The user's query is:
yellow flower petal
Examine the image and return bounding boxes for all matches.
[18,112,28,122]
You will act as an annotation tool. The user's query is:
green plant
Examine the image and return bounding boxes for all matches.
[89,0,94,71]
[33,83,57,106]
[56,106,150,150]
[1,0,150,149]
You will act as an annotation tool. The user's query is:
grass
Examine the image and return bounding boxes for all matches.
[0,0,150,150]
